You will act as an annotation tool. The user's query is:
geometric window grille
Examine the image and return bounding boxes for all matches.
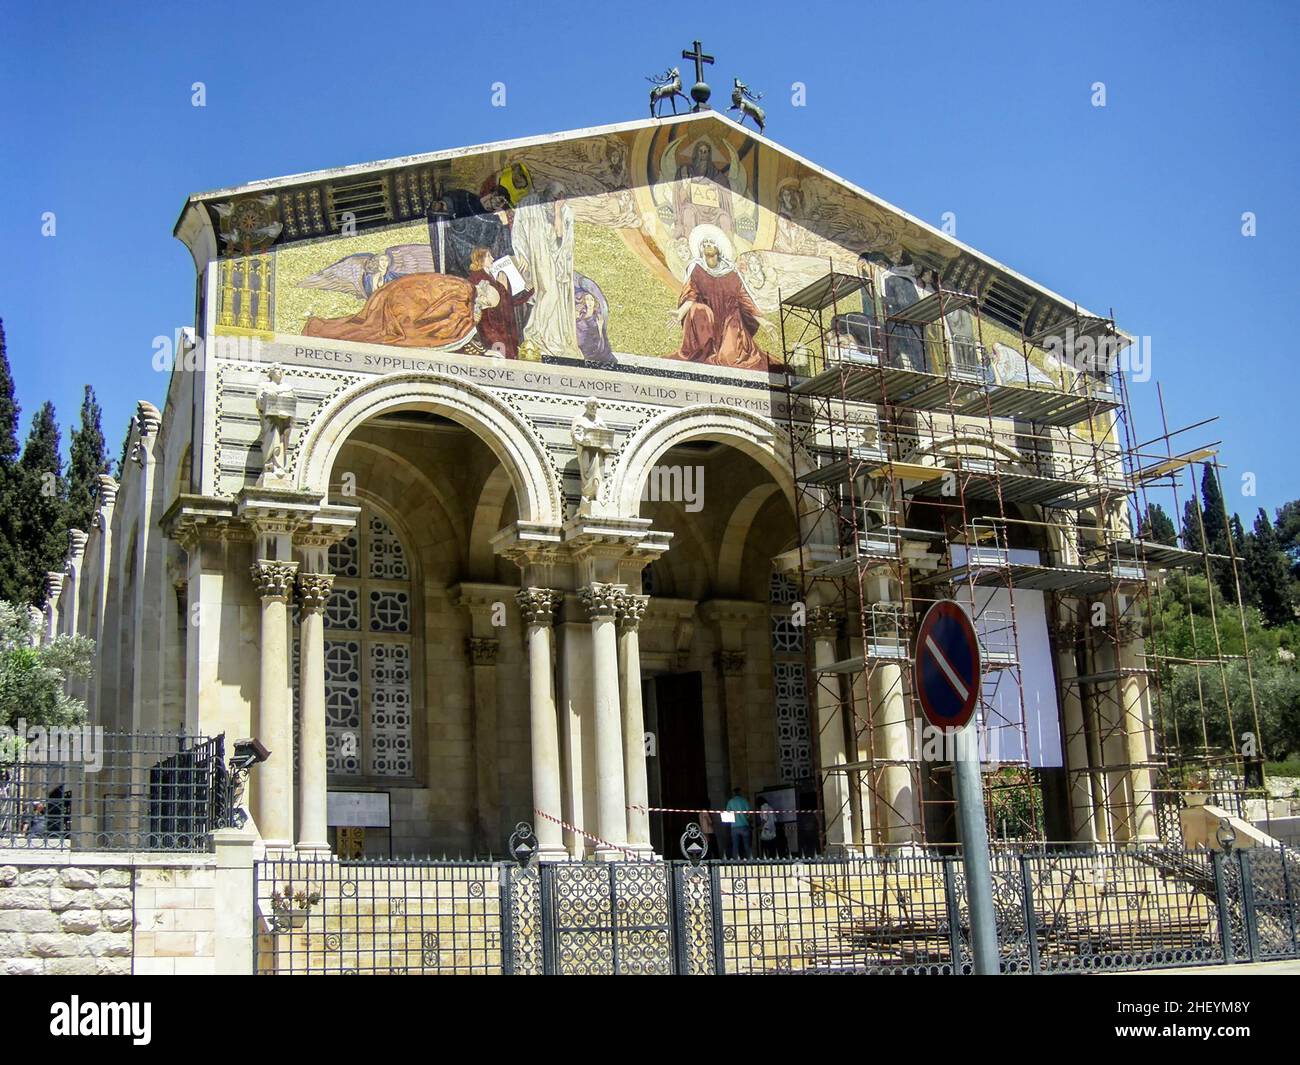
[368,643,412,777]
[769,569,814,784]
[306,506,416,781]
[368,512,409,581]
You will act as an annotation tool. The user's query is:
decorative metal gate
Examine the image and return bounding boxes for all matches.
[541,862,675,974]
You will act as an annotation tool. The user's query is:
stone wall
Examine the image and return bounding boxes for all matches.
[0,862,134,975]
[0,831,255,975]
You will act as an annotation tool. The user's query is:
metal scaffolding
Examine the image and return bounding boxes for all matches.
[774,261,1262,851]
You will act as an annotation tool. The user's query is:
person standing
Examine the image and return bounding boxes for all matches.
[725,787,751,859]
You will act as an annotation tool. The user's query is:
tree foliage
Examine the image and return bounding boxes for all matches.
[0,601,94,730]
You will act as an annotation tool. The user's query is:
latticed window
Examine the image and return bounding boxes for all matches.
[295,509,415,780]
[769,570,813,784]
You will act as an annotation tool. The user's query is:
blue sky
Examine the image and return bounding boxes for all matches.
[1,1,1295,518]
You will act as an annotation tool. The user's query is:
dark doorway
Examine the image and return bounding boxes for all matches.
[652,672,708,859]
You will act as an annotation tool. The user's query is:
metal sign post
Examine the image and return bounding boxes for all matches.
[913,600,1000,975]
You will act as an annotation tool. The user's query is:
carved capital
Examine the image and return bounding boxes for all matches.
[806,606,841,640]
[67,528,88,560]
[615,592,650,633]
[132,400,162,466]
[467,636,500,667]
[296,571,335,613]
[516,586,562,627]
[716,649,747,676]
[580,582,624,622]
[251,559,298,601]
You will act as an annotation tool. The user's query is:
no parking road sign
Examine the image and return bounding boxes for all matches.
[913,599,981,731]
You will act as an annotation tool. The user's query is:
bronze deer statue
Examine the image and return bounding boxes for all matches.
[648,67,687,117]
[729,78,766,133]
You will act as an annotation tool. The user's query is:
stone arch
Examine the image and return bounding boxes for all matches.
[296,372,562,526]
[467,465,516,577]
[717,483,781,594]
[609,404,797,519]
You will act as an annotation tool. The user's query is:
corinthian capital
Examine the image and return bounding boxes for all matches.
[515,587,562,627]
[806,606,841,640]
[251,559,298,600]
[615,592,650,633]
[580,582,624,621]
[467,637,500,666]
[297,571,335,613]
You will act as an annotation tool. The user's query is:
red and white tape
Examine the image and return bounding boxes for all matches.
[628,804,821,816]
[532,808,652,860]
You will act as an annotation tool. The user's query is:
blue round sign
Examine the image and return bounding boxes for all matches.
[913,600,981,730]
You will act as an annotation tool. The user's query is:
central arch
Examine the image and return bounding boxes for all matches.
[609,404,797,519]
[295,372,563,525]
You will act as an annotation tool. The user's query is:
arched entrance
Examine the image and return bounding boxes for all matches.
[293,373,560,857]
[614,410,802,858]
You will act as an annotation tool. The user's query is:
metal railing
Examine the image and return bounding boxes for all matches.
[253,839,1300,975]
[0,731,231,853]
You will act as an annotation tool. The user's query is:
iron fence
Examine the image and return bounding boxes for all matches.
[252,843,1300,975]
[0,731,230,852]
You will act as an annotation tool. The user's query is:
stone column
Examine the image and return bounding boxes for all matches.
[862,576,917,845]
[130,401,164,733]
[1118,611,1158,842]
[251,558,298,852]
[516,588,566,861]
[809,605,855,851]
[715,650,750,794]
[581,581,628,858]
[617,592,652,854]
[295,569,334,854]
[1054,604,1097,842]
[90,476,118,724]
[467,636,502,854]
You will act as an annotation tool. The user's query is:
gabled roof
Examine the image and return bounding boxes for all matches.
[173,109,1119,337]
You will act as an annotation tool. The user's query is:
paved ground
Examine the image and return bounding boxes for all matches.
[1114,959,1300,975]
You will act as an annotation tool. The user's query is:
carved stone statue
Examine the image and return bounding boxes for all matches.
[256,363,296,484]
[571,398,614,517]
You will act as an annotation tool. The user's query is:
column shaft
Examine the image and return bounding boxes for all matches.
[810,607,854,851]
[252,560,297,851]
[583,583,628,857]
[518,588,566,860]
[296,571,333,853]
[618,594,651,852]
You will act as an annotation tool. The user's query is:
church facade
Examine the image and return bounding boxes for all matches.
[45,110,1159,860]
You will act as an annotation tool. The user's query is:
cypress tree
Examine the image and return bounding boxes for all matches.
[1244,508,1295,626]
[65,385,109,534]
[1140,503,1178,546]
[0,320,18,466]
[13,402,67,605]
[1199,463,1229,555]
[0,321,25,602]
[1181,498,1203,552]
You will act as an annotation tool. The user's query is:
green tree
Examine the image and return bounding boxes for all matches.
[0,320,23,603]
[0,601,93,734]
[65,386,108,535]
[1244,508,1295,627]
[1181,498,1203,552]
[0,320,17,467]
[1140,503,1178,546]
[1275,500,1300,579]
[12,403,67,606]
